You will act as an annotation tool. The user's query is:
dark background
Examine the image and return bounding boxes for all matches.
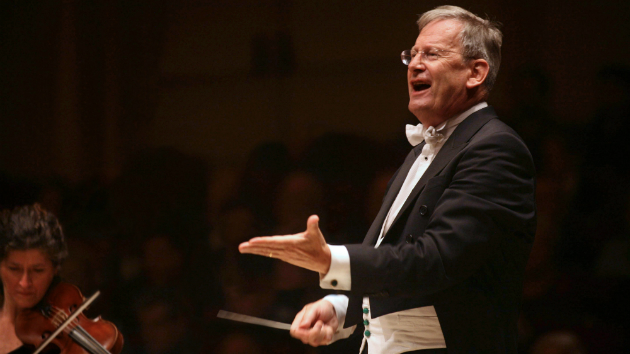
[1,1,629,353]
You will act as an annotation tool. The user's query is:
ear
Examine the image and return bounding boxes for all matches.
[466,59,489,89]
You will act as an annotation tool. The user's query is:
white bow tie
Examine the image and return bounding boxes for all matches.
[406,124,446,147]
[406,123,446,157]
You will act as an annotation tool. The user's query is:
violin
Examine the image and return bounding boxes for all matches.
[14,282,124,354]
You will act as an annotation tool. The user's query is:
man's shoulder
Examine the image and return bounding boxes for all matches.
[471,112,526,145]
[483,114,518,133]
[463,115,535,172]
[453,106,527,149]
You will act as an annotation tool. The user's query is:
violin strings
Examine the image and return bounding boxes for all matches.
[46,306,112,354]
[34,291,109,354]
[46,306,82,334]
[47,305,112,354]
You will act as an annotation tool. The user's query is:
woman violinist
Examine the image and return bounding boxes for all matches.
[0,204,67,354]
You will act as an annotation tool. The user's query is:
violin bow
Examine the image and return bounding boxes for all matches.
[33,291,102,354]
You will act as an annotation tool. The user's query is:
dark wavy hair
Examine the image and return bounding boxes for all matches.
[0,204,68,268]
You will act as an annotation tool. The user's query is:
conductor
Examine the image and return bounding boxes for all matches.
[239,5,536,354]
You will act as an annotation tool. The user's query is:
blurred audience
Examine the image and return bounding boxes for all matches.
[529,330,587,354]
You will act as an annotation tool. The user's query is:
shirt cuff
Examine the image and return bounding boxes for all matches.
[323,294,356,343]
[320,245,351,290]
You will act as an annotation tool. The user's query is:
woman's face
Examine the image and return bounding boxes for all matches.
[1,249,56,310]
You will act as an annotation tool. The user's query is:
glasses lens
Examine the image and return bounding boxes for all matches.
[401,50,411,65]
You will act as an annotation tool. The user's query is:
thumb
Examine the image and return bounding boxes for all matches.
[306,215,320,235]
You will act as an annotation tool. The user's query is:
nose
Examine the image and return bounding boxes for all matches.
[408,55,426,72]
[19,271,32,288]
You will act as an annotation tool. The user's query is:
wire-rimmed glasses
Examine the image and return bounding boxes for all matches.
[401,48,461,65]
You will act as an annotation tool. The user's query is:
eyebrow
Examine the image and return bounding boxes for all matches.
[6,262,48,268]
[412,45,444,51]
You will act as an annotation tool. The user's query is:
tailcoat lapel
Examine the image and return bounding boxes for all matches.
[362,141,425,246]
[379,106,498,243]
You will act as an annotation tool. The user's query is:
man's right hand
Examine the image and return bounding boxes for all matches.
[290,299,339,347]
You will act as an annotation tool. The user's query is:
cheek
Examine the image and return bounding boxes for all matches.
[435,76,462,98]
[0,270,15,289]
[35,272,55,294]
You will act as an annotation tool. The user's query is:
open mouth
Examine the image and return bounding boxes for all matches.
[412,82,431,92]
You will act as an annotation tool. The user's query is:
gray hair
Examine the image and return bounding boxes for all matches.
[417,6,503,91]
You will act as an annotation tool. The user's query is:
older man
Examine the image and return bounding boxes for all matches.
[239,5,536,354]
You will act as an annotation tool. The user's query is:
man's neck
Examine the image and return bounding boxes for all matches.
[419,100,486,127]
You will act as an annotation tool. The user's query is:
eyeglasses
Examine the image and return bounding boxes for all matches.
[401,48,461,65]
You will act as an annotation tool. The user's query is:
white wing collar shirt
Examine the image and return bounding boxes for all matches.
[320,102,488,354]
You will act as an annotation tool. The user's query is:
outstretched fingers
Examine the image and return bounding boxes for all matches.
[238,215,331,273]
[238,234,298,257]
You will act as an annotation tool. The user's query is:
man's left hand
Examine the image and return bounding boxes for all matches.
[238,215,332,274]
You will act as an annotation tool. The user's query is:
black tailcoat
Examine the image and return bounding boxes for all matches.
[342,106,536,353]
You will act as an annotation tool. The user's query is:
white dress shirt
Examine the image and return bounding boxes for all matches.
[320,102,488,354]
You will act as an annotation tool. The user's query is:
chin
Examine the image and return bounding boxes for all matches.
[408,103,431,118]
[15,296,40,309]
[15,301,35,310]
[409,93,433,107]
